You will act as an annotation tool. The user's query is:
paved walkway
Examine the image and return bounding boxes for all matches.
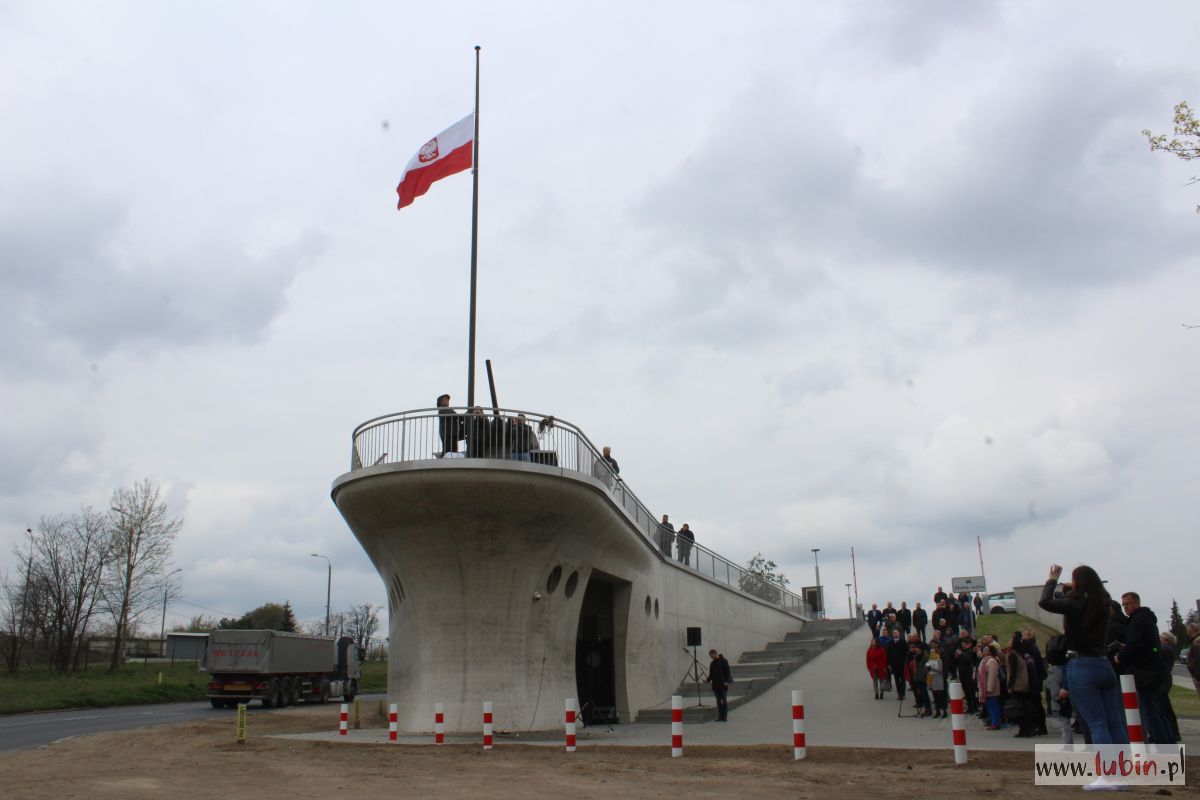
[282,631,1200,751]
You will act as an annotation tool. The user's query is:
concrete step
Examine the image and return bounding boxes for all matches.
[636,618,862,724]
[747,650,821,664]
[729,661,792,678]
[635,693,758,723]
[782,632,842,643]
[763,640,830,653]
[672,675,774,698]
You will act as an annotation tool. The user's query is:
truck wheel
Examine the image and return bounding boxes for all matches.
[319,680,331,704]
[262,678,281,708]
[211,699,228,709]
[343,679,358,703]
[287,677,302,706]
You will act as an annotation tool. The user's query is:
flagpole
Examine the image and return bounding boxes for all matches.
[467,45,481,407]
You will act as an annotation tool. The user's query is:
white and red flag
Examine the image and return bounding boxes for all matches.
[395,113,474,209]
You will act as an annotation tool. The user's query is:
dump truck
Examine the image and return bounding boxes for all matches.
[202,630,363,709]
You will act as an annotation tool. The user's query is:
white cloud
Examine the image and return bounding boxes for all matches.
[1,1,1198,633]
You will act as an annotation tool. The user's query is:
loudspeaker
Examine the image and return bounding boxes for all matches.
[686,627,702,647]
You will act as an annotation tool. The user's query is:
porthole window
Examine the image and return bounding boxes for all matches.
[546,565,563,595]
[654,598,660,619]
[564,570,580,599]
[644,595,652,616]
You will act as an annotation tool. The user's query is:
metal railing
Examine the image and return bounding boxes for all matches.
[349,407,807,616]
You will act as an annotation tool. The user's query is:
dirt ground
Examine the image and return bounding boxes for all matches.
[2,705,1195,799]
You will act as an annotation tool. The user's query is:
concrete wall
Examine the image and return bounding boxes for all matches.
[1015,583,1066,631]
[331,458,807,733]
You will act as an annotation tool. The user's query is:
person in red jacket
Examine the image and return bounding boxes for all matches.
[867,638,889,699]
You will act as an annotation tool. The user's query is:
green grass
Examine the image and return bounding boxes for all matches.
[359,659,387,692]
[975,611,1059,644]
[1170,683,1200,718]
[0,661,208,715]
[0,659,391,715]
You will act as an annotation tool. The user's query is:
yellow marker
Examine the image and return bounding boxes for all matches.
[236,703,247,743]
[157,672,163,685]
[354,696,361,730]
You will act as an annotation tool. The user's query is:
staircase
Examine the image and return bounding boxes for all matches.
[636,618,861,723]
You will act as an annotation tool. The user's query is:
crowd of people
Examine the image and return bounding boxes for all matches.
[436,394,553,460]
[436,395,702,567]
[863,569,1186,750]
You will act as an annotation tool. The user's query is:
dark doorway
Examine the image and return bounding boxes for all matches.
[575,576,618,725]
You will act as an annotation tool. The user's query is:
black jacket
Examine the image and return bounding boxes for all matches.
[897,607,912,629]
[955,646,977,683]
[886,637,907,674]
[1116,607,1160,672]
[912,608,928,628]
[707,655,732,687]
[1105,606,1129,649]
[438,407,462,453]
[1038,579,1107,657]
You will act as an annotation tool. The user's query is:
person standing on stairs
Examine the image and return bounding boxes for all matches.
[706,648,733,721]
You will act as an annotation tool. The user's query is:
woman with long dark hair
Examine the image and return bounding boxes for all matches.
[1038,564,1128,744]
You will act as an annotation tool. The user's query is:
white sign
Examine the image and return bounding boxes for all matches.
[952,576,986,593]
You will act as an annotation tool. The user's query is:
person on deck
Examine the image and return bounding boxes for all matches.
[676,524,695,566]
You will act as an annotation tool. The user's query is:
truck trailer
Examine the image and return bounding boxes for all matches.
[202,630,363,708]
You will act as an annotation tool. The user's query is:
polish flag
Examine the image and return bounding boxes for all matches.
[396,113,474,209]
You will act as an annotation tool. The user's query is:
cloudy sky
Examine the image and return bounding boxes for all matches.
[2,2,1197,635]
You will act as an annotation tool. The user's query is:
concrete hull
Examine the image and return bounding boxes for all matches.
[332,458,805,733]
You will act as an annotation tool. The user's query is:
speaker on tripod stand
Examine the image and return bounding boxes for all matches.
[679,627,708,709]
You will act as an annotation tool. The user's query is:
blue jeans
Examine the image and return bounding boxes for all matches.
[986,696,1002,727]
[1066,657,1128,745]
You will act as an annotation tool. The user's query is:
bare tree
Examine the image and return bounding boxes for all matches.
[32,510,110,671]
[342,603,381,653]
[1,527,38,672]
[105,480,182,672]
[0,569,25,673]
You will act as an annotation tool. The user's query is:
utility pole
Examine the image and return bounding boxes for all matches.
[977,535,986,588]
[311,554,332,636]
[159,568,183,657]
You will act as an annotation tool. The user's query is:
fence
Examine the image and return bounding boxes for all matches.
[350,407,807,616]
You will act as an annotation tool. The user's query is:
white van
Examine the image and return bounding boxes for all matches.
[986,591,1016,614]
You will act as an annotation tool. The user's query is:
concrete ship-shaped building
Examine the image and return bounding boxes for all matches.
[331,407,814,733]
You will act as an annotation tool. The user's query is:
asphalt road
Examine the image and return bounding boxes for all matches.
[0,701,222,754]
[0,694,384,754]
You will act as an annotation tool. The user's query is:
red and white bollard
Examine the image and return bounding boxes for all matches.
[388,703,398,742]
[339,703,348,736]
[949,680,967,765]
[1120,674,1144,745]
[670,695,683,758]
[565,698,577,752]
[434,702,445,745]
[791,690,806,760]
[482,701,493,750]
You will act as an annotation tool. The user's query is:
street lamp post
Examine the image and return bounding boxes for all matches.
[311,554,332,636]
[811,548,821,619]
[159,568,183,657]
[845,583,852,620]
